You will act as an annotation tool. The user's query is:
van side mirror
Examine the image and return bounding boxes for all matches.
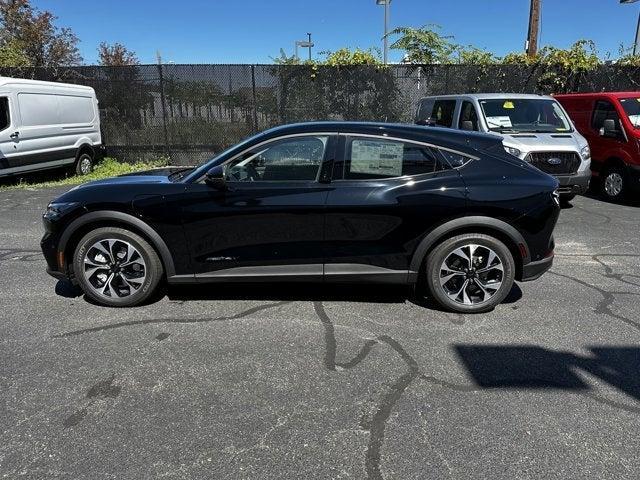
[461,120,474,131]
[205,165,227,190]
[600,119,618,138]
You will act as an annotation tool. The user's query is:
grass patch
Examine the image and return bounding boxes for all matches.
[0,157,169,191]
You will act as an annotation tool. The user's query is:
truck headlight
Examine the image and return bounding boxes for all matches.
[580,145,591,161]
[504,146,521,157]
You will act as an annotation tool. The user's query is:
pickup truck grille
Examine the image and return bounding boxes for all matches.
[525,151,581,175]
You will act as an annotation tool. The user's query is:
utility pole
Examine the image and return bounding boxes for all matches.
[621,1,640,56]
[307,33,313,61]
[526,0,541,57]
[376,0,391,65]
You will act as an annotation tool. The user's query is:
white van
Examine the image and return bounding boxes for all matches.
[0,76,103,178]
[415,93,592,200]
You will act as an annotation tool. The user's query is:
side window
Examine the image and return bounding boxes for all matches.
[591,100,621,132]
[416,98,435,124]
[432,100,456,128]
[0,97,10,131]
[225,135,328,182]
[341,137,443,180]
[439,149,473,168]
[458,101,479,131]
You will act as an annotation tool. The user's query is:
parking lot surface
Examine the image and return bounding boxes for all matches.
[1,187,639,479]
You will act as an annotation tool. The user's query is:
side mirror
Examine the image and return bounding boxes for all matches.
[600,118,618,138]
[205,165,227,190]
[461,120,474,131]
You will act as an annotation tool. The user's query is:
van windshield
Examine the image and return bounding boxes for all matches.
[620,97,640,128]
[479,98,572,133]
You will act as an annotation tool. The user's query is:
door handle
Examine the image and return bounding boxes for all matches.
[9,131,19,139]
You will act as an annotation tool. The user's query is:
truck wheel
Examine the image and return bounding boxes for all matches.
[74,152,94,175]
[600,166,626,201]
[425,233,515,313]
[73,227,163,307]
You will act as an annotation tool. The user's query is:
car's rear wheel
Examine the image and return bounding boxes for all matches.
[73,227,163,307]
[600,166,626,201]
[425,233,515,313]
[74,151,94,176]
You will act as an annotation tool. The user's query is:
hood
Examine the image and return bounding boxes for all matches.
[496,132,588,153]
[71,167,192,189]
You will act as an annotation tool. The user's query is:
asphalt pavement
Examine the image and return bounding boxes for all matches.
[1,186,639,479]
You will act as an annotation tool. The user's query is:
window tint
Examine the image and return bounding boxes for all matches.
[18,93,94,126]
[225,135,328,182]
[458,101,479,131]
[591,100,621,131]
[432,100,456,127]
[0,97,9,131]
[342,137,442,180]
[439,149,473,168]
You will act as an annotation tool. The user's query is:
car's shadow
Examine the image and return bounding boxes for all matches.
[55,279,523,311]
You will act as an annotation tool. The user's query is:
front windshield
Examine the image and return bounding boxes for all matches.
[620,97,640,128]
[479,98,572,133]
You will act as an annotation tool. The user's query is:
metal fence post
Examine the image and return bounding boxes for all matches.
[251,65,258,133]
[156,60,170,160]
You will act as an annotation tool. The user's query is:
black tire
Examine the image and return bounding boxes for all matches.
[73,227,163,307]
[600,166,626,202]
[560,193,576,205]
[425,233,515,314]
[74,151,94,176]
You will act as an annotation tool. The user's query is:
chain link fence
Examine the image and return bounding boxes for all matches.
[2,63,639,165]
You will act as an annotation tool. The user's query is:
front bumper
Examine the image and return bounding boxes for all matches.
[521,254,553,282]
[555,169,591,196]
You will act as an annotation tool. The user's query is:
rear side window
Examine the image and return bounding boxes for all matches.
[340,137,444,180]
[0,97,9,131]
[591,100,621,131]
[458,101,479,131]
[416,98,435,123]
[439,149,473,168]
[432,100,456,128]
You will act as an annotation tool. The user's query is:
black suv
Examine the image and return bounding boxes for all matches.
[41,122,560,313]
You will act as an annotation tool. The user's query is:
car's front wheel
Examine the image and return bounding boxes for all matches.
[425,233,515,313]
[600,166,626,202]
[73,227,163,307]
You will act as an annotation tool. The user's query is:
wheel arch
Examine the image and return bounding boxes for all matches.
[59,211,176,279]
[409,216,529,282]
[75,143,95,160]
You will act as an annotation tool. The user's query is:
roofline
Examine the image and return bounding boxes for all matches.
[554,91,640,98]
[0,76,94,91]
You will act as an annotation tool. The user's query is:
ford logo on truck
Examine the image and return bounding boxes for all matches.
[547,157,562,165]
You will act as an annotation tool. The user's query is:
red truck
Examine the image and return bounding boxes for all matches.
[555,92,640,201]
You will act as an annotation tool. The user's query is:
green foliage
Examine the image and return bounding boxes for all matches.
[389,24,457,64]
[0,157,169,191]
[323,48,382,66]
[0,39,30,67]
[456,45,497,65]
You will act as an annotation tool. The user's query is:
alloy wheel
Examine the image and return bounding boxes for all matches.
[79,156,92,175]
[439,244,504,306]
[83,239,146,298]
[604,172,623,198]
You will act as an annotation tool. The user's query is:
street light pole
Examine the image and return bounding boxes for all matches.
[376,0,391,65]
[621,0,640,55]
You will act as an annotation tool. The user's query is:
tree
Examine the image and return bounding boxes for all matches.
[98,42,139,66]
[0,0,81,67]
[0,39,30,67]
[389,25,457,64]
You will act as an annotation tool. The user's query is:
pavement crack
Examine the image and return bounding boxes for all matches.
[53,301,291,338]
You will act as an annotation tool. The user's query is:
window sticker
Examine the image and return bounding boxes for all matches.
[503,101,515,109]
[485,116,513,128]
[350,139,403,177]
[629,115,640,127]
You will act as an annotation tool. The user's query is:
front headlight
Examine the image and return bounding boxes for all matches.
[43,202,80,221]
[504,145,522,157]
[580,145,591,161]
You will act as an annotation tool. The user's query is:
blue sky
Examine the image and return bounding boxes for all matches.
[33,0,640,64]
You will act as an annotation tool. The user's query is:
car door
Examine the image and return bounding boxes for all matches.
[0,92,21,171]
[323,133,468,282]
[180,133,336,279]
[590,99,627,167]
